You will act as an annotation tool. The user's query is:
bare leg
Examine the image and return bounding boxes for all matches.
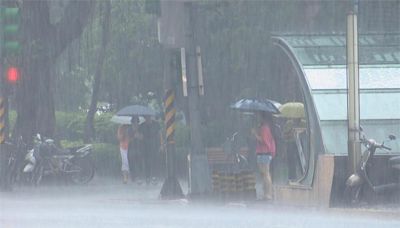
[120,148,130,184]
[258,163,273,200]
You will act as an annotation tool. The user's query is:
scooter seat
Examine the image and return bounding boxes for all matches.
[389,156,400,169]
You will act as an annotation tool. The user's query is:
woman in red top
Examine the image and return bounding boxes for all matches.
[251,111,276,200]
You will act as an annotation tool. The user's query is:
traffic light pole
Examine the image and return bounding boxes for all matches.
[0,0,10,191]
[160,48,184,199]
[0,1,19,191]
[184,2,211,197]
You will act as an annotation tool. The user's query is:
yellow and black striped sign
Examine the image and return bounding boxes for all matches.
[0,97,5,144]
[164,89,176,143]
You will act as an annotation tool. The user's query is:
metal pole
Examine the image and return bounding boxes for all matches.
[160,48,184,199]
[184,2,211,197]
[347,1,361,174]
[0,0,10,191]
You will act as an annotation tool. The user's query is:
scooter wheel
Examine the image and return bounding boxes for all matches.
[33,166,44,186]
[344,185,362,206]
[69,157,95,185]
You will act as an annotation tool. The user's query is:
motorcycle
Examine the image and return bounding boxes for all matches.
[344,132,399,205]
[6,136,29,189]
[223,132,249,169]
[23,134,95,185]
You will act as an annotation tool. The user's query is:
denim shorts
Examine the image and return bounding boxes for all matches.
[257,154,272,165]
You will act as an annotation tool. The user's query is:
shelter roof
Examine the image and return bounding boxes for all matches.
[280,33,400,66]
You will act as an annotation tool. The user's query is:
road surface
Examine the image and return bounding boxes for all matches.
[1,177,399,228]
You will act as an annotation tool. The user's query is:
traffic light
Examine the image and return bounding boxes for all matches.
[145,0,160,15]
[2,7,21,55]
[6,66,19,84]
[2,7,21,86]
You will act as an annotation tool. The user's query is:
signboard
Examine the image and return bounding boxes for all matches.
[158,1,185,48]
[180,48,188,97]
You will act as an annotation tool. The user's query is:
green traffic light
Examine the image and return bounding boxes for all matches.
[145,0,160,15]
[4,41,20,53]
[4,25,18,34]
[2,7,21,54]
[3,8,19,18]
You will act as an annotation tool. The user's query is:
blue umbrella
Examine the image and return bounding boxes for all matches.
[116,105,156,116]
[230,98,281,114]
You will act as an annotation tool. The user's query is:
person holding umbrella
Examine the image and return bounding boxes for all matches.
[138,115,162,185]
[279,102,307,181]
[128,116,143,182]
[251,111,276,201]
[113,105,156,183]
[231,98,280,201]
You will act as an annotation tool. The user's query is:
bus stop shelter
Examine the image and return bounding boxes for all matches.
[268,34,400,206]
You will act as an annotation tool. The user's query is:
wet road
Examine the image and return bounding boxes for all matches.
[1,178,400,228]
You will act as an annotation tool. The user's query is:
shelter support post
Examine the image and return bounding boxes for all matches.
[347,7,361,175]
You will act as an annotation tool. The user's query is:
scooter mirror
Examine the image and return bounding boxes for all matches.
[389,135,396,140]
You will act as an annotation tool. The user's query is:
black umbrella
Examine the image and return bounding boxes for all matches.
[230,98,281,114]
[116,105,156,116]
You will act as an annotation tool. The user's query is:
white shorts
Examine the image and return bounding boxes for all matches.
[120,148,130,172]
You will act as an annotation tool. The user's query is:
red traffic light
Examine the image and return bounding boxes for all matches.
[6,66,20,84]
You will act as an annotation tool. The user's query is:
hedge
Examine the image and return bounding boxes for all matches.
[35,111,234,177]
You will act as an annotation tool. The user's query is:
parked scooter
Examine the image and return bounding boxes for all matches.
[23,134,95,185]
[223,132,248,169]
[345,132,399,205]
[5,137,29,189]
[0,137,28,190]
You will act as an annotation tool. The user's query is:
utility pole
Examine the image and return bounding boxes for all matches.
[184,1,211,197]
[160,48,184,199]
[347,0,361,175]
[0,0,6,191]
[0,1,21,191]
[0,0,10,191]
[153,0,211,197]
[155,0,185,199]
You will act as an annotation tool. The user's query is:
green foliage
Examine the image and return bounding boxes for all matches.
[54,0,164,113]
[60,139,84,148]
[56,111,120,176]
[55,111,86,140]
[92,143,120,176]
[61,140,120,177]
[94,113,118,144]
[54,66,91,112]
[55,111,118,144]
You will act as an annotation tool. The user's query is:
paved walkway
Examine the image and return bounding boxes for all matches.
[1,177,399,228]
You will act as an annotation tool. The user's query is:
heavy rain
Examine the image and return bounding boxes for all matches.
[0,0,400,227]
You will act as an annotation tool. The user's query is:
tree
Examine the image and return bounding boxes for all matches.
[84,0,111,142]
[14,0,94,140]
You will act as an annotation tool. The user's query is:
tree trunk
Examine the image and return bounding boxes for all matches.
[15,1,54,140]
[14,0,94,141]
[84,0,111,143]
